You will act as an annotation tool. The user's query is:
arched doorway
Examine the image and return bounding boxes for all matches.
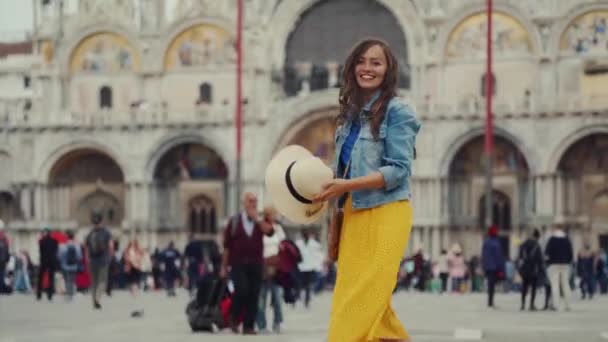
[152,143,227,234]
[283,0,409,96]
[448,135,530,255]
[0,192,22,225]
[558,133,608,249]
[49,148,125,227]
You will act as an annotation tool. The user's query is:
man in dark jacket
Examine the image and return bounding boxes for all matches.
[482,225,505,308]
[517,229,544,310]
[220,192,274,335]
[37,228,59,301]
[544,225,573,311]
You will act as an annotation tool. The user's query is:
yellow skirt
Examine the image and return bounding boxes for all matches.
[328,195,412,342]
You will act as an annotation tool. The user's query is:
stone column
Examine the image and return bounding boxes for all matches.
[34,183,42,222]
[431,226,440,259]
[20,184,31,220]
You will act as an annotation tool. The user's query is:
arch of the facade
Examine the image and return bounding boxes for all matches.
[547,124,608,173]
[159,18,235,72]
[38,139,130,183]
[263,88,339,165]
[548,3,608,59]
[62,26,142,75]
[268,0,425,72]
[557,133,608,176]
[448,135,530,178]
[49,148,125,184]
[45,146,126,228]
[439,126,537,178]
[436,2,542,64]
[146,133,229,232]
[145,131,232,183]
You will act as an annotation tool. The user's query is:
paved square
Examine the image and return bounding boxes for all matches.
[1,290,607,341]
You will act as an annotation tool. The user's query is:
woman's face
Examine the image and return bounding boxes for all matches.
[354,44,387,93]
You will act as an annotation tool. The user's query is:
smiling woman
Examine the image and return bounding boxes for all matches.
[322,38,421,342]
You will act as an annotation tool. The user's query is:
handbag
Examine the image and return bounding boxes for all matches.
[327,158,351,263]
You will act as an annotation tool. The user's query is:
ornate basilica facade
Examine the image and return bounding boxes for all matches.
[0,0,607,260]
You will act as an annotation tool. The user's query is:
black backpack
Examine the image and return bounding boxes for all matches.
[518,241,540,277]
[88,229,107,257]
[66,244,78,266]
[0,239,9,265]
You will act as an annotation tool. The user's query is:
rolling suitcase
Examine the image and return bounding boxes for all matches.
[186,274,226,332]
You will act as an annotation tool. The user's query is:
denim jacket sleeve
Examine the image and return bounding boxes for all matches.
[378,101,421,191]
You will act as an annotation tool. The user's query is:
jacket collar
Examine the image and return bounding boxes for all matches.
[362,90,381,112]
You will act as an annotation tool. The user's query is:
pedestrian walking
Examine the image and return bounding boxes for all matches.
[220,192,274,335]
[481,226,505,308]
[437,249,449,293]
[517,229,543,310]
[577,245,595,300]
[124,239,145,317]
[85,211,113,309]
[58,230,82,301]
[13,250,32,293]
[0,220,11,294]
[310,38,421,341]
[161,241,181,297]
[256,206,286,334]
[449,245,466,293]
[37,228,58,301]
[544,225,574,311]
[295,228,322,308]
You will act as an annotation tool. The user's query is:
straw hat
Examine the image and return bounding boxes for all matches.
[265,145,333,224]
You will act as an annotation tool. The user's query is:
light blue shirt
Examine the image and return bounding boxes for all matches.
[334,93,421,209]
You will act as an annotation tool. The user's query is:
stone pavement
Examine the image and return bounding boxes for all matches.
[1,290,607,342]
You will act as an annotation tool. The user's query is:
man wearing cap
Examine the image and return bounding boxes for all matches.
[220,192,274,335]
[481,225,505,308]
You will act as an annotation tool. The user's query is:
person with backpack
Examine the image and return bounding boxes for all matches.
[219,192,274,335]
[517,229,543,311]
[85,211,113,309]
[37,228,59,301]
[58,230,82,301]
[0,220,11,294]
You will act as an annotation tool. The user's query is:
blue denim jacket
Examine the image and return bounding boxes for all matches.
[334,94,421,209]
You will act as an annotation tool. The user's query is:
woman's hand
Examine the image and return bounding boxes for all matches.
[313,179,350,202]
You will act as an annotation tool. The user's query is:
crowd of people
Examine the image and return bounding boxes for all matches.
[0,195,332,332]
[1,210,608,333]
[395,225,608,311]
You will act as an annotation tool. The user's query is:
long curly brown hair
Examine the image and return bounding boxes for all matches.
[337,38,399,139]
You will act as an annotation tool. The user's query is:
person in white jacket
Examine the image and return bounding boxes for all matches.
[256,207,286,333]
[295,228,323,308]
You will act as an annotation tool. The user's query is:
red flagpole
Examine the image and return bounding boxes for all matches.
[235,0,243,212]
[484,0,494,230]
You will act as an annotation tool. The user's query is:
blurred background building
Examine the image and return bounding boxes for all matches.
[0,0,607,260]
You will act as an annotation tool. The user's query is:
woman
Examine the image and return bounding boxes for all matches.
[449,245,466,293]
[314,38,421,342]
[124,239,144,317]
